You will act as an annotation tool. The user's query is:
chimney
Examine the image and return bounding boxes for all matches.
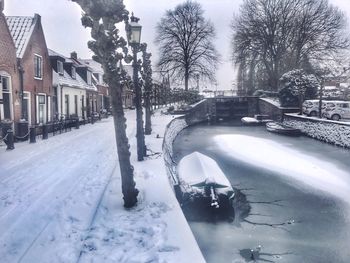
[0,0,4,13]
[71,51,77,60]
[34,13,41,23]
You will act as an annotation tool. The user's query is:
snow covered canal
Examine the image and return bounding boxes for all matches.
[173,121,350,263]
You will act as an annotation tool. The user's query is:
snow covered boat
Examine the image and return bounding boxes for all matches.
[177,152,235,209]
[241,114,273,125]
[266,121,302,136]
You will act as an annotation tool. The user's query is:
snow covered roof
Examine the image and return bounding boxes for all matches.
[6,15,38,58]
[324,86,338,90]
[49,49,96,91]
[80,59,104,74]
[48,49,63,58]
[52,69,91,91]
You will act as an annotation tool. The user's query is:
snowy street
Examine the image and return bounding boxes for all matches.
[0,111,204,263]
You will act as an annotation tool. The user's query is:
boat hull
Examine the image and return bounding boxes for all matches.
[266,122,302,136]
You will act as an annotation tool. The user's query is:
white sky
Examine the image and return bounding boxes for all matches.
[4,0,350,90]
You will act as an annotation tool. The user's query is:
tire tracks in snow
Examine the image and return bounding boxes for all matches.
[75,161,118,263]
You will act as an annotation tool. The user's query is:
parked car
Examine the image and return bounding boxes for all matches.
[323,101,350,121]
[302,100,319,116]
[302,100,338,117]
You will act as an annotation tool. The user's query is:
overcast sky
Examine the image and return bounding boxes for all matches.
[4,0,350,90]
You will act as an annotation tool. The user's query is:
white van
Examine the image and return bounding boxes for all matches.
[323,101,350,121]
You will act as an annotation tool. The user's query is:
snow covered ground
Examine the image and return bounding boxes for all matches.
[0,110,205,263]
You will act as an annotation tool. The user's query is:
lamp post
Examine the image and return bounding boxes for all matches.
[126,13,146,161]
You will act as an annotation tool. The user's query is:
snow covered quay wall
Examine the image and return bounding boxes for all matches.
[284,114,350,148]
[163,100,211,187]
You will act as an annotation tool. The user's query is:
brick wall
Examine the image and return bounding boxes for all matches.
[0,12,19,130]
[20,16,53,125]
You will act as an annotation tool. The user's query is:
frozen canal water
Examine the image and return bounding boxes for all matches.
[173,121,350,263]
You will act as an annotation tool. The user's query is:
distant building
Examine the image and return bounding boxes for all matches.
[80,59,110,112]
[49,49,88,120]
[69,52,98,119]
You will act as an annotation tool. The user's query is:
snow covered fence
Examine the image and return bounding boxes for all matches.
[284,114,350,148]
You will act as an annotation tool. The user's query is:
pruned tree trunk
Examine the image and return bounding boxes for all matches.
[72,0,140,208]
[144,97,152,135]
[109,82,138,208]
[133,50,146,160]
[140,44,153,135]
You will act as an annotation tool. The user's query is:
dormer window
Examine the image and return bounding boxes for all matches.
[93,73,100,84]
[72,67,76,79]
[57,61,64,75]
[34,54,43,79]
[87,71,92,85]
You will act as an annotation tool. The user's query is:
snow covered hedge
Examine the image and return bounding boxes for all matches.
[284,114,350,148]
[162,117,188,185]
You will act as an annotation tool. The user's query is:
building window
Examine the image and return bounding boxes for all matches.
[72,67,76,79]
[87,71,92,85]
[23,92,30,122]
[81,95,85,119]
[57,61,64,75]
[65,94,69,117]
[74,95,78,115]
[34,54,43,79]
[47,96,51,122]
[38,95,46,124]
[1,76,12,120]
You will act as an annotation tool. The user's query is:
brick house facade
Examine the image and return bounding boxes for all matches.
[6,14,54,128]
[0,1,18,135]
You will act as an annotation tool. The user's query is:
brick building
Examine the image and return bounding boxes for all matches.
[0,0,18,135]
[6,13,54,129]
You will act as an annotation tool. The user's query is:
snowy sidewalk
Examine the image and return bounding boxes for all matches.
[0,111,205,263]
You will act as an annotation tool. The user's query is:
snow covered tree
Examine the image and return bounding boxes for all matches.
[155,1,220,91]
[232,0,349,91]
[279,69,319,113]
[311,53,350,117]
[140,43,153,135]
[72,0,138,208]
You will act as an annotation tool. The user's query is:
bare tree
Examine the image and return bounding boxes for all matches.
[155,0,220,91]
[72,0,138,208]
[231,0,350,92]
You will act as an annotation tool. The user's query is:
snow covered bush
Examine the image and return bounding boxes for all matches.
[279,69,319,108]
[284,115,350,148]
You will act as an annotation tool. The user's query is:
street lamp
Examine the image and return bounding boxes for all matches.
[126,13,145,161]
[127,13,142,45]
